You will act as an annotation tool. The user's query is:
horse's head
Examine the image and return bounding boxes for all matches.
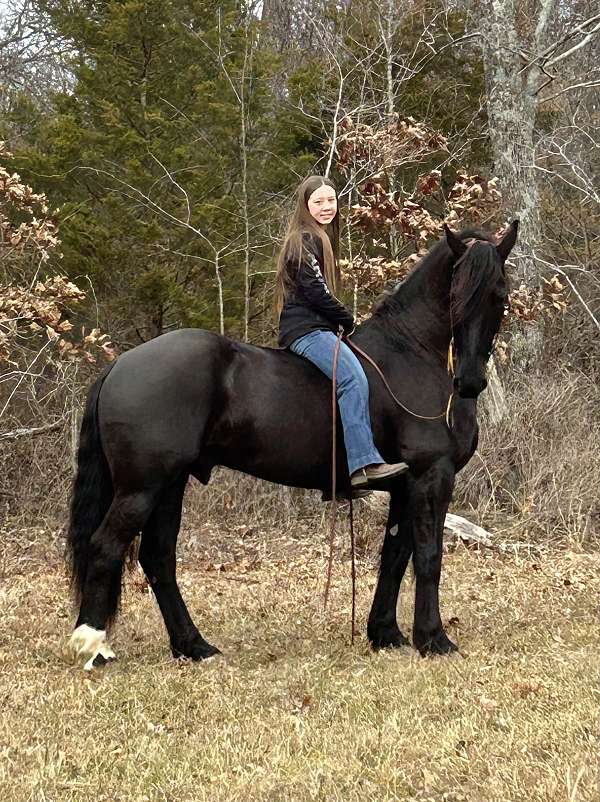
[445,221,518,399]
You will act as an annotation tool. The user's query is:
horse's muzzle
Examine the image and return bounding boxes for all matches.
[454,374,487,399]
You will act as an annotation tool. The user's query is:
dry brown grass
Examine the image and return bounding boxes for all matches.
[0,523,596,802]
[455,370,600,544]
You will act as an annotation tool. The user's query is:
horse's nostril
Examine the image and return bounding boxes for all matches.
[456,374,488,399]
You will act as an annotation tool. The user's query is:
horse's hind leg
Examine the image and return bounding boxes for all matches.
[70,490,157,669]
[139,476,220,661]
[367,481,413,650]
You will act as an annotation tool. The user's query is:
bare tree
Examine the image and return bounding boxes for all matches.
[471,0,600,363]
[184,3,276,341]
[0,0,73,116]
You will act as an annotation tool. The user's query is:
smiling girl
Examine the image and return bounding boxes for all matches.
[274,175,408,492]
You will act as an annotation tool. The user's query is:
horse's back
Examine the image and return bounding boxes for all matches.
[108,327,232,376]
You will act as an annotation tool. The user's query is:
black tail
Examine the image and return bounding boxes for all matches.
[67,363,116,602]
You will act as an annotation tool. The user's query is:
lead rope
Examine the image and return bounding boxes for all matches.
[349,493,356,644]
[322,329,342,612]
[341,239,485,427]
[325,329,454,645]
[323,329,357,646]
[322,241,486,641]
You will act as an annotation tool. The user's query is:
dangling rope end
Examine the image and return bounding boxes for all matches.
[447,338,455,376]
[323,329,343,611]
[445,391,454,428]
[349,496,356,646]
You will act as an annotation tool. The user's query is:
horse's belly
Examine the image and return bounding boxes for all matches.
[209,354,345,489]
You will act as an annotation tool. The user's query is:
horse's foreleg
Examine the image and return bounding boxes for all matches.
[139,476,220,661]
[70,490,157,669]
[367,482,412,650]
[411,459,457,656]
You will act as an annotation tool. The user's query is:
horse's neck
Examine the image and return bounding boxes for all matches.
[382,248,454,355]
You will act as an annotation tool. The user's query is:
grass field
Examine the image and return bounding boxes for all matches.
[0,521,597,802]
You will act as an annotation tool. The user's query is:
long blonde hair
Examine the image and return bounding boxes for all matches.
[274,175,341,319]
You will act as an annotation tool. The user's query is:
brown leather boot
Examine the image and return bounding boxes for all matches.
[350,462,409,488]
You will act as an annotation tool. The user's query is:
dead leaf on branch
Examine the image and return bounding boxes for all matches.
[1,279,116,367]
[336,116,448,176]
[508,277,568,324]
[416,169,442,196]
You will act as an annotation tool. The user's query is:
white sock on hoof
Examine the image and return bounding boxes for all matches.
[69,624,115,669]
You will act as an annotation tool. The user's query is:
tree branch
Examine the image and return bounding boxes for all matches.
[0,418,64,441]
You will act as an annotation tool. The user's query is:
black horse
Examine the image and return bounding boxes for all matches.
[68,222,517,668]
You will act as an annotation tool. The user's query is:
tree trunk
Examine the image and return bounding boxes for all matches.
[382,0,401,260]
[240,30,251,342]
[215,252,225,335]
[482,357,508,424]
[480,0,558,367]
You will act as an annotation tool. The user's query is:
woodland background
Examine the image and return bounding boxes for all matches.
[1,0,599,542]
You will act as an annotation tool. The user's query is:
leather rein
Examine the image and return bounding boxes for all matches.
[341,238,486,426]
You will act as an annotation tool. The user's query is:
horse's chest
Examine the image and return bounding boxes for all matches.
[373,383,478,472]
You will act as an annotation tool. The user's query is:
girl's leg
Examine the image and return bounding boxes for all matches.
[290,330,384,474]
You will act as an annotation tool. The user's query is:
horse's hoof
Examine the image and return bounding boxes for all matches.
[69,624,117,670]
[171,637,221,662]
[191,642,221,661]
[92,651,117,668]
[414,629,458,656]
[368,624,410,651]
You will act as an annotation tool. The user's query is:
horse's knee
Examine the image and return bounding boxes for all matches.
[98,495,156,551]
[82,495,155,583]
[111,493,156,532]
[87,531,129,573]
[138,541,175,585]
[413,547,442,580]
[426,460,455,496]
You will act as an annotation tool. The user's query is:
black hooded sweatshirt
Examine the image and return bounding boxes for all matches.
[277,232,354,348]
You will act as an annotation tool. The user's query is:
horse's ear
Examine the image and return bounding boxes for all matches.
[444,223,466,259]
[496,219,519,260]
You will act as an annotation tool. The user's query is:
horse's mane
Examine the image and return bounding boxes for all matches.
[371,228,503,325]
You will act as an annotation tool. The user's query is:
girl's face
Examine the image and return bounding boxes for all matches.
[307,185,337,225]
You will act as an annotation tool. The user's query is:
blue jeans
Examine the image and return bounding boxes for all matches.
[289,329,384,475]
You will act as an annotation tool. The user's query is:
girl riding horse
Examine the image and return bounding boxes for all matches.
[274,175,408,495]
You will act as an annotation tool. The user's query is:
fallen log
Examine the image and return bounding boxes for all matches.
[364,491,494,547]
